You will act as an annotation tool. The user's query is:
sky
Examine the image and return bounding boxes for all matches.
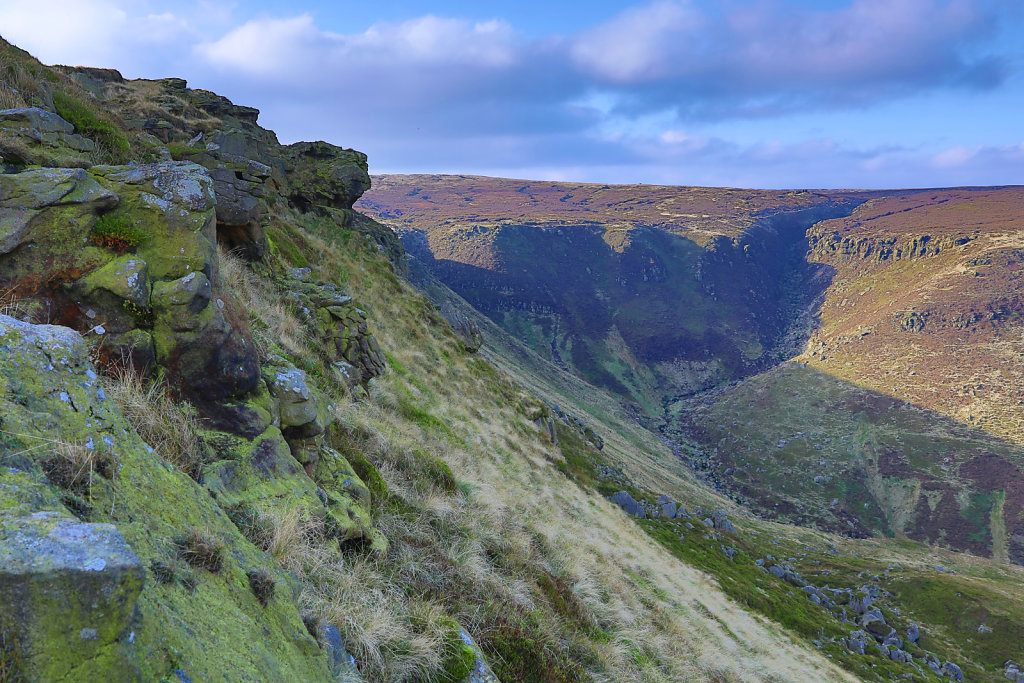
[1,0,1022,188]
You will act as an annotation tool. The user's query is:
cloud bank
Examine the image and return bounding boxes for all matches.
[0,0,1021,187]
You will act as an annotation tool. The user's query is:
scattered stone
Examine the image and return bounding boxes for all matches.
[843,630,869,655]
[942,661,964,681]
[711,509,736,533]
[610,491,646,519]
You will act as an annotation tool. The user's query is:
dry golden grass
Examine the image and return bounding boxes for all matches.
[204,211,859,682]
[102,365,203,477]
[280,218,854,681]
[217,247,315,362]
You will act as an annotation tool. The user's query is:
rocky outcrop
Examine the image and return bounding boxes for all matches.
[281,275,387,390]
[281,141,370,212]
[0,161,258,400]
[0,107,95,168]
[441,302,483,353]
[0,514,144,680]
[807,230,972,264]
[0,314,333,681]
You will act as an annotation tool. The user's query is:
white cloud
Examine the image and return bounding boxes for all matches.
[932,145,979,167]
[0,0,1019,188]
[0,0,129,66]
[195,13,521,83]
[571,1,704,81]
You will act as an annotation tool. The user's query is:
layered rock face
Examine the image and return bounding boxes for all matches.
[0,63,401,681]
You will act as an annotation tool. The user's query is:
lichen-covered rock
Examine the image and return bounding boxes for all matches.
[314,447,377,546]
[440,302,483,353]
[78,255,150,309]
[262,356,326,440]
[656,495,677,519]
[0,512,144,681]
[457,626,500,683]
[92,161,260,400]
[0,107,95,167]
[281,141,369,211]
[711,509,736,533]
[0,314,334,681]
[281,278,387,389]
[0,167,117,276]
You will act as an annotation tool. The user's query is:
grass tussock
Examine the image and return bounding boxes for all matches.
[0,627,24,683]
[178,528,225,573]
[217,247,316,363]
[102,365,204,478]
[40,440,113,497]
[247,569,276,607]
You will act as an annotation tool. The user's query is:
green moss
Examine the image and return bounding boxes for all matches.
[328,426,389,505]
[435,620,475,683]
[412,449,458,493]
[52,89,131,162]
[90,213,148,253]
[166,143,197,161]
[266,223,310,268]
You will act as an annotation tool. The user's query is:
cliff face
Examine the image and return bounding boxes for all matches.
[362,175,858,412]
[0,41,403,682]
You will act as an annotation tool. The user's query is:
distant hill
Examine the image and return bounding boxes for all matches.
[359,176,1024,564]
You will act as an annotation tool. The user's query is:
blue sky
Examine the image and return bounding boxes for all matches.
[1,0,1022,188]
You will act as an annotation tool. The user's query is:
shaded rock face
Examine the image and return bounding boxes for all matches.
[0,160,258,402]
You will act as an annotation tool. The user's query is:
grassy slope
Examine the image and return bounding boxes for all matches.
[371,198,1024,680]
[258,208,861,682]
[386,239,1024,682]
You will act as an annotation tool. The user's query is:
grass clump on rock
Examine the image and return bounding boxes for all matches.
[89,214,147,253]
[248,569,277,607]
[178,528,225,573]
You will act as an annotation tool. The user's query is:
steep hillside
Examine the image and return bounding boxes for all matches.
[664,187,1024,564]
[0,38,879,683]
[359,175,1024,567]
[360,175,859,413]
[4,37,1024,683]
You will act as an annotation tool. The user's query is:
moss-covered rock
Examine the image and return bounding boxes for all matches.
[280,277,387,389]
[262,356,326,441]
[0,107,95,168]
[91,161,260,401]
[0,512,144,682]
[281,141,369,211]
[0,313,334,681]
[314,447,375,543]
